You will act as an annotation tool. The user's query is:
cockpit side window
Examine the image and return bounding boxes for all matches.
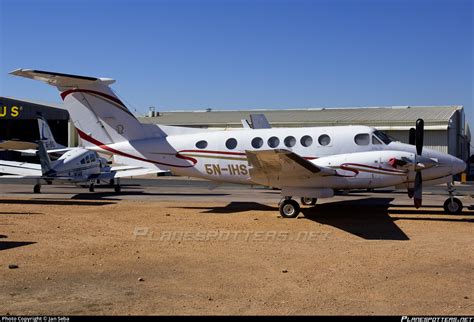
[372,135,383,145]
[373,130,393,144]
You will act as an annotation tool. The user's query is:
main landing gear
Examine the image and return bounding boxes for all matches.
[279,197,318,218]
[443,183,463,215]
[33,183,41,194]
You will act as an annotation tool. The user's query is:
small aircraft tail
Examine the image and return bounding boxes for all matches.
[36,140,54,176]
[10,69,163,149]
[37,115,65,150]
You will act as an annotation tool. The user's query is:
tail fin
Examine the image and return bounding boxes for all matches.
[36,140,54,176]
[37,115,65,150]
[10,69,162,147]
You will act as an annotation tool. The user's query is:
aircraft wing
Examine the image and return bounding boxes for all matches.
[245,149,336,185]
[110,166,167,178]
[90,166,168,181]
[0,140,38,150]
[0,160,42,176]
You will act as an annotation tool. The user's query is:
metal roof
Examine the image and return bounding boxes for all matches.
[139,106,463,129]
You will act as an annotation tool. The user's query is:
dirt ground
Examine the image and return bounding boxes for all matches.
[0,196,473,315]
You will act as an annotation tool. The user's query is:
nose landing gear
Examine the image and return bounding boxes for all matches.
[443,183,463,215]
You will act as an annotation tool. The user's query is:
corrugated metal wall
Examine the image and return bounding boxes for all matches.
[386,130,448,154]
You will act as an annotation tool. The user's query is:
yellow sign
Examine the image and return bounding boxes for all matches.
[0,105,21,118]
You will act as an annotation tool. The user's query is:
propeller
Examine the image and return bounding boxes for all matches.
[409,128,416,145]
[413,119,424,208]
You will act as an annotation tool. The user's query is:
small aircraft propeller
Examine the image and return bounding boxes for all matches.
[409,128,416,145]
[413,119,424,208]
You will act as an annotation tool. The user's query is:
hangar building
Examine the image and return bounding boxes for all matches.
[0,96,69,162]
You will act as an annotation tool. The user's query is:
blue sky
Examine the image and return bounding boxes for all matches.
[0,0,472,135]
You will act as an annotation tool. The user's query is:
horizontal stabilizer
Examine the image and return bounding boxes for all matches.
[9,69,115,86]
[0,140,37,150]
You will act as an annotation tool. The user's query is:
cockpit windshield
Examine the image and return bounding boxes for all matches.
[373,130,396,144]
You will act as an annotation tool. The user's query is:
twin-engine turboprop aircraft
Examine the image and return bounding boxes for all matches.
[10,69,467,217]
[0,116,164,193]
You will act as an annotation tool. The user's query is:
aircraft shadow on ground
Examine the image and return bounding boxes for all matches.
[178,197,472,241]
[0,199,116,206]
[70,191,230,200]
[300,198,410,240]
[177,202,278,214]
[0,241,36,251]
[0,211,43,215]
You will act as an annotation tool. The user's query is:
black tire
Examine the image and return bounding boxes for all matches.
[279,199,300,218]
[33,184,41,194]
[300,197,317,206]
[443,198,463,215]
[89,184,95,193]
[114,185,121,193]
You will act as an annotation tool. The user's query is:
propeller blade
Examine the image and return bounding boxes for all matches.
[409,128,416,145]
[414,171,422,208]
[415,119,424,156]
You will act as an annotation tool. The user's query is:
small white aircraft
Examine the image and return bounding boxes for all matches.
[10,69,467,217]
[0,116,164,193]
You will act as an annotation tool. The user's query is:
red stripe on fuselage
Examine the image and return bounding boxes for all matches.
[61,89,126,108]
[76,128,196,168]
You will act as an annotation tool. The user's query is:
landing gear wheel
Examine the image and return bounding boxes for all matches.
[443,198,463,215]
[89,183,95,193]
[114,185,121,193]
[301,197,317,206]
[279,199,300,218]
[33,184,41,194]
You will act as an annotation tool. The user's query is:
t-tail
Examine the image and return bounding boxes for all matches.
[9,69,163,149]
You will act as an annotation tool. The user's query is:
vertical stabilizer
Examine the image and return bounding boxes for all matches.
[36,140,54,176]
[37,115,65,150]
[10,69,162,148]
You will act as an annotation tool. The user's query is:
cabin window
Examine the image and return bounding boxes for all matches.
[195,140,208,149]
[355,133,370,145]
[225,138,237,150]
[284,136,296,148]
[268,136,280,148]
[318,134,331,146]
[90,154,96,162]
[85,155,91,163]
[251,137,263,149]
[300,135,313,147]
[372,136,383,145]
[80,158,85,165]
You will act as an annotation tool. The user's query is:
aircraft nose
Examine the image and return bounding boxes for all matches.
[452,157,466,175]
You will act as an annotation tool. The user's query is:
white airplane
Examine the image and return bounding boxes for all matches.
[10,69,467,217]
[0,116,164,193]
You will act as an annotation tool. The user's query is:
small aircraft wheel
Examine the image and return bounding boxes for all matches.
[114,185,121,193]
[33,184,41,194]
[89,183,95,193]
[443,198,463,215]
[300,197,317,206]
[279,199,300,218]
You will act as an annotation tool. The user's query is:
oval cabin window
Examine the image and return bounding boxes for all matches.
[300,135,313,147]
[195,140,208,149]
[226,138,238,150]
